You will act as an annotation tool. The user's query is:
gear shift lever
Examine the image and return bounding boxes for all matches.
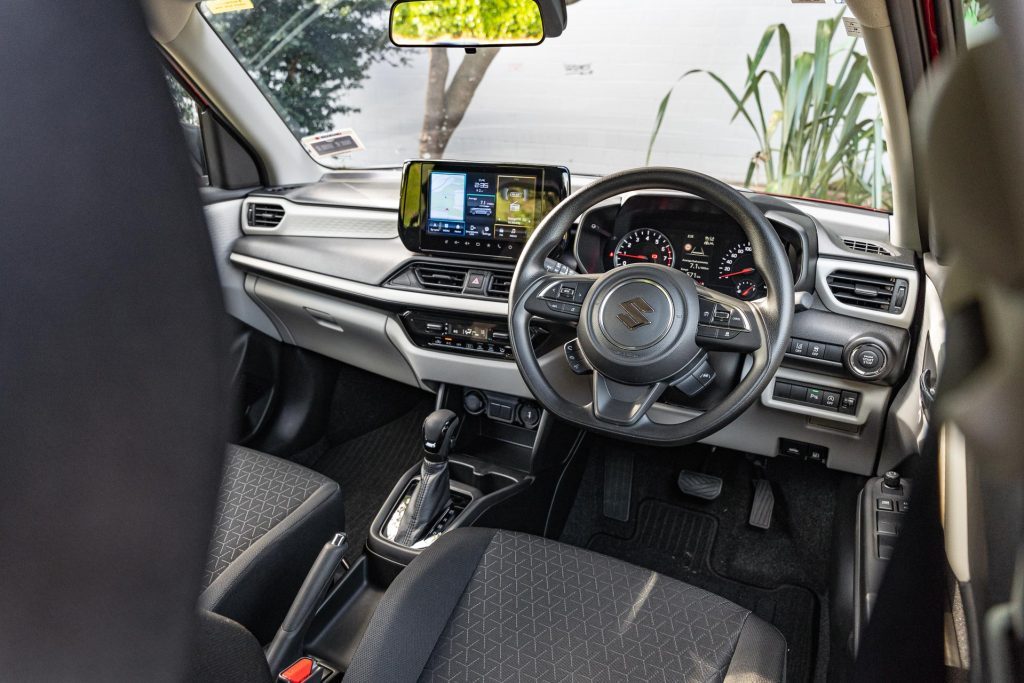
[394,409,459,546]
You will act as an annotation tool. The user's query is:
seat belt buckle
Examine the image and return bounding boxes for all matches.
[278,656,332,683]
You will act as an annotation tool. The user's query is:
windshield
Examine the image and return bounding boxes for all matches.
[202,0,895,210]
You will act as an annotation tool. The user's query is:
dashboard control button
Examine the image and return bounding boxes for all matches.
[839,391,859,414]
[825,344,844,363]
[466,271,487,291]
[790,338,808,356]
[822,390,841,410]
[788,385,808,401]
[806,387,823,405]
[807,342,825,359]
[773,381,792,399]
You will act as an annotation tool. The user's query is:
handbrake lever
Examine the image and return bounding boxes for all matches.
[265,532,349,676]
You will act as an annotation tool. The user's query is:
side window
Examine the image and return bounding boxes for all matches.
[164,70,209,183]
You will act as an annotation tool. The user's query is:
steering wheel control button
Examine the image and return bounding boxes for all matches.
[672,356,716,396]
[698,298,716,324]
[563,339,591,375]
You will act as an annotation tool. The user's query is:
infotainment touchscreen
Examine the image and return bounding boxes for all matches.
[398,161,570,260]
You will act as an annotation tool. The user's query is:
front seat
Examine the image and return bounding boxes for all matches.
[345,528,787,682]
[200,444,344,643]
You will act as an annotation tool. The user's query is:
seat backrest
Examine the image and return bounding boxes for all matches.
[0,2,227,680]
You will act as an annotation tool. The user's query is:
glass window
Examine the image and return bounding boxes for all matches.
[202,0,895,210]
[164,70,208,180]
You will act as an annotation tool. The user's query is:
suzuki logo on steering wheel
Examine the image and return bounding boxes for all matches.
[616,297,654,330]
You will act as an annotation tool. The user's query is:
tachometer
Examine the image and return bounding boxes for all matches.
[613,228,675,268]
[716,242,766,300]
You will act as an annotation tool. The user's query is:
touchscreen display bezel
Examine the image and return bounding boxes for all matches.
[398,161,570,260]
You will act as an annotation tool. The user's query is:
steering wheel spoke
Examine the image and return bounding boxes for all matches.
[523,273,600,322]
[592,375,666,426]
[693,285,763,353]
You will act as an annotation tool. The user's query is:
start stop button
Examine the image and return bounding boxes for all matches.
[848,342,888,378]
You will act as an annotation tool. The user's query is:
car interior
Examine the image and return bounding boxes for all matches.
[2,0,1023,681]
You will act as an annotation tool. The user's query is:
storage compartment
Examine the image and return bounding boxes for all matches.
[248,276,417,387]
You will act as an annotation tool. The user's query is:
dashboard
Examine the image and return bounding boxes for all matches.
[574,195,802,301]
[228,162,920,477]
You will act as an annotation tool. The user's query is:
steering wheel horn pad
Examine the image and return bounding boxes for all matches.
[578,263,702,386]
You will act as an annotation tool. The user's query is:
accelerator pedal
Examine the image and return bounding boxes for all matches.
[749,479,774,530]
[603,452,634,522]
[677,470,723,501]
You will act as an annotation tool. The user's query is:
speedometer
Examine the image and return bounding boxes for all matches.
[716,242,766,300]
[613,228,675,268]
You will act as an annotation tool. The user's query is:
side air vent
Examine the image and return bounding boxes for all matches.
[488,273,513,298]
[413,264,468,293]
[826,270,909,314]
[842,238,894,256]
[247,203,285,228]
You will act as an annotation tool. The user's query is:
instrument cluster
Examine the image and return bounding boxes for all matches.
[574,195,799,301]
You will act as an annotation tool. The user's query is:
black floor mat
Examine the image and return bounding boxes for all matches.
[311,400,434,562]
[560,442,847,683]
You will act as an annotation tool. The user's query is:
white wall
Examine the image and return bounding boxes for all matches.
[332,0,858,185]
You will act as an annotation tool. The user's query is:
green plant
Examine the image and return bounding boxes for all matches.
[646,13,891,210]
[964,0,994,25]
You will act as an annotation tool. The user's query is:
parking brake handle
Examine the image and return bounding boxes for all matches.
[265,532,349,676]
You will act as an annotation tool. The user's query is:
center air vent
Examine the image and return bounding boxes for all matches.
[413,264,468,293]
[842,238,894,256]
[385,262,514,300]
[826,270,909,314]
[488,273,513,298]
[247,203,286,228]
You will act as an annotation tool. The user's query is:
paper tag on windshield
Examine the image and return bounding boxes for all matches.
[203,0,254,14]
[843,16,863,37]
[301,129,365,160]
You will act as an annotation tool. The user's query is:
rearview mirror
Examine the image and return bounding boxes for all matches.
[389,0,547,48]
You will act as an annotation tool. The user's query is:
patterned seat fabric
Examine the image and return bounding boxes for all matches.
[198,445,344,643]
[346,528,786,683]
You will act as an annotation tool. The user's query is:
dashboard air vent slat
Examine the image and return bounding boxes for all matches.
[842,238,893,256]
[488,273,513,298]
[413,265,468,293]
[826,270,909,314]
[247,203,285,228]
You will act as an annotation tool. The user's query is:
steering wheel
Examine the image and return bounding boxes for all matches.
[509,168,794,446]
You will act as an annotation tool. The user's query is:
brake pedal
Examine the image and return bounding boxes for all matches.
[749,479,774,529]
[677,470,722,500]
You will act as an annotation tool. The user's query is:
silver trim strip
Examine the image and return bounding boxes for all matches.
[241,198,398,239]
[229,253,509,316]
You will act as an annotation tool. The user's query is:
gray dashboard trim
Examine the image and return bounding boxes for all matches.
[229,253,508,317]
[241,197,398,238]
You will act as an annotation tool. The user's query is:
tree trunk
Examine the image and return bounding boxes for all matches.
[418,47,500,158]
[417,0,582,158]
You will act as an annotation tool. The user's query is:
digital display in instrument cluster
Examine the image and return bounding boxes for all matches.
[674,230,717,286]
